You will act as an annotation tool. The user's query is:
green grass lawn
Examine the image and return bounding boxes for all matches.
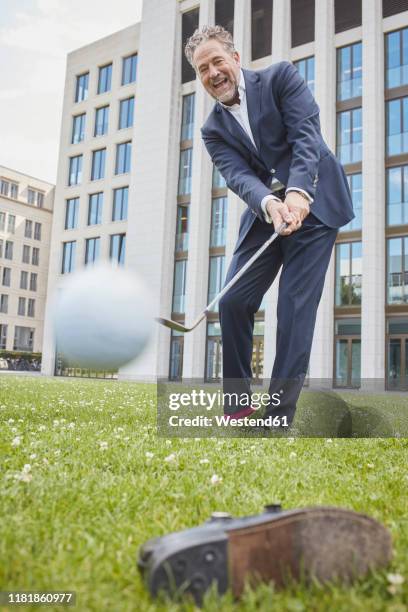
[0,376,407,611]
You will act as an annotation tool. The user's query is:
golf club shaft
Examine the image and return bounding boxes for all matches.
[204,222,287,314]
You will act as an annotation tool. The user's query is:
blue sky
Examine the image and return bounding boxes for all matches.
[0,0,143,183]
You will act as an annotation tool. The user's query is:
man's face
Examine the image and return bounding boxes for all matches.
[193,39,241,105]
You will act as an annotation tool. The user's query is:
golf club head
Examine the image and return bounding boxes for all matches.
[155,317,190,333]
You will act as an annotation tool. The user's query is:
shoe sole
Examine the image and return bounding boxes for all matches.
[228,506,392,597]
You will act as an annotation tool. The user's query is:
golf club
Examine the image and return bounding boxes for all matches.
[156,221,288,333]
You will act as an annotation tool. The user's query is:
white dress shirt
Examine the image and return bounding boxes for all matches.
[220,70,312,223]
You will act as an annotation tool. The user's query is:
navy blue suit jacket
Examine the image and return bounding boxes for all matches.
[201,61,354,248]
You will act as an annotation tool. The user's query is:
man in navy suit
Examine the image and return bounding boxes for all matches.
[185,26,354,428]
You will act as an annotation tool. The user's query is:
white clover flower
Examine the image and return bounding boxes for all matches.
[117,427,124,432]
[8,418,15,424]
[210,474,222,485]
[12,436,21,447]
[29,453,37,460]
[387,573,405,585]
[289,451,297,458]
[164,453,176,463]
[145,451,154,459]
[367,463,375,469]
[165,440,172,446]
[99,441,108,450]
[11,427,17,433]
[38,425,46,432]
[240,460,246,465]
[53,420,59,426]
[68,422,75,429]
[54,449,61,456]
[22,464,31,473]
[326,438,333,444]
[199,458,210,464]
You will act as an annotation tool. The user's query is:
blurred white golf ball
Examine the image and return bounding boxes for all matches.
[54,264,153,369]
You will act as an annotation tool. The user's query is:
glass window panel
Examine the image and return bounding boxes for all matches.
[175,205,189,252]
[181,94,195,141]
[172,260,187,313]
[122,54,138,85]
[75,73,89,103]
[65,198,79,230]
[110,234,126,265]
[68,155,82,186]
[119,97,134,129]
[62,241,76,274]
[212,164,227,189]
[335,339,349,386]
[210,197,228,247]
[91,149,106,181]
[72,113,86,144]
[98,64,112,94]
[85,237,100,265]
[208,256,225,311]
[388,338,401,389]
[115,142,131,174]
[94,106,109,136]
[88,193,103,225]
[112,186,128,221]
[178,148,193,195]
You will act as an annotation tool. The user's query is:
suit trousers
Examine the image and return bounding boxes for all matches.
[219,213,338,425]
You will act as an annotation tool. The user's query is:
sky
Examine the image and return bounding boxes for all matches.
[0,0,143,184]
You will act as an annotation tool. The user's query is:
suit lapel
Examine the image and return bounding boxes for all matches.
[216,102,259,156]
[242,69,262,153]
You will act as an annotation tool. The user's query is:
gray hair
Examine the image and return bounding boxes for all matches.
[184,25,236,68]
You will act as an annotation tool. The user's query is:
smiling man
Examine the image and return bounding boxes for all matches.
[184,26,354,430]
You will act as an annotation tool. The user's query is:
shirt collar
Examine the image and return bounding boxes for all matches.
[219,69,245,109]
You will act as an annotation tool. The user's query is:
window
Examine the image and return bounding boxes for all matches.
[7,215,15,233]
[85,237,100,265]
[337,43,362,101]
[18,297,26,316]
[110,233,126,265]
[0,179,9,196]
[22,245,30,264]
[335,242,362,306]
[172,260,187,313]
[65,198,79,230]
[2,267,11,286]
[169,331,184,381]
[72,113,86,144]
[119,97,134,130]
[68,155,83,186]
[182,9,199,84]
[27,188,36,204]
[178,148,193,195]
[337,108,362,164]
[210,197,228,247]
[294,57,315,96]
[112,186,128,221]
[335,0,361,33]
[122,53,138,85]
[212,164,227,189]
[341,174,362,232]
[94,105,109,137]
[181,94,195,141]
[34,222,41,241]
[251,0,273,61]
[32,247,39,266]
[0,324,7,349]
[10,183,18,199]
[334,318,361,388]
[0,212,5,231]
[88,192,103,225]
[208,256,225,311]
[5,241,13,260]
[387,165,408,226]
[30,273,37,292]
[115,141,131,174]
[385,28,408,89]
[0,239,2,257]
[98,63,112,94]
[13,326,34,351]
[75,72,89,103]
[387,318,408,391]
[215,0,234,36]
[27,298,35,317]
[0,294,8,314]
[62,241,76,274]
[383,0,408,18]
[91,148,106,181]
[387,237,408,303]
[175,205,189,252]
[291,0,315,47]
[37,192,44,208]
[387,97,408,156]
[25,220,32,238]
[20,271,28,290]
[206,321,222,382]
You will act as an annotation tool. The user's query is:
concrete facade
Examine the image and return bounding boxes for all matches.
[0,166,54,354]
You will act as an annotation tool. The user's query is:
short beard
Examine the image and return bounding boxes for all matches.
[217,82,239,106]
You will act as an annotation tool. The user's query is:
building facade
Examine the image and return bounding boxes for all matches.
[0,166,54,359]
[42,0,408,391]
